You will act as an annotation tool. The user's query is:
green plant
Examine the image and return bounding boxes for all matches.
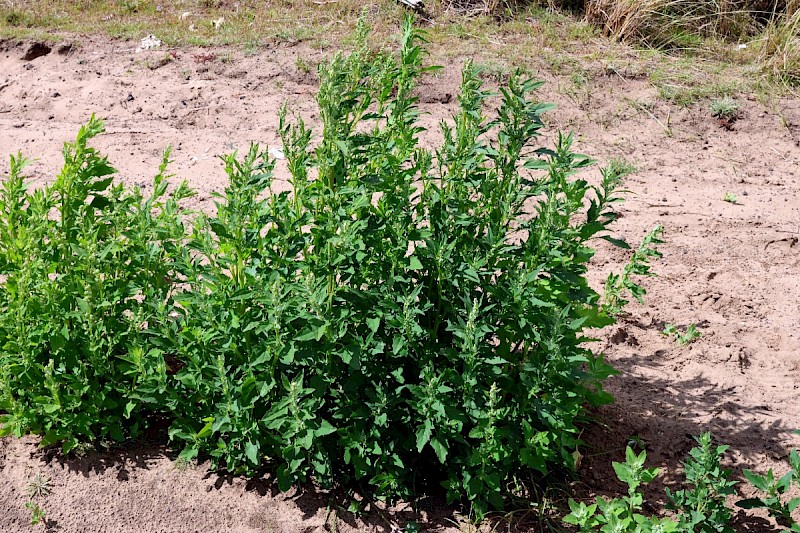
[119,0,142,14]
[666,433,737,532]
[295,56,313,74]
[737,448,800,531]
[164,15,630,514]
[662,323,701,346]
[26,473,51,499]
[606,158,637,180]
[0,17,643,515]
[25,501,46,526]
[564,446,679,532]
[709,97,740,120]
[0,118,193,452]
[722,192,737,203]
[24,473,50,526]
[603,225,665,317]
[758,9,800,85]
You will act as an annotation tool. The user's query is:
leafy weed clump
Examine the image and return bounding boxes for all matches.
[0,17,654,514]
[0,121,191,451]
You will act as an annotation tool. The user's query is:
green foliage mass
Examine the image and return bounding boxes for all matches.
[0,17,650,513]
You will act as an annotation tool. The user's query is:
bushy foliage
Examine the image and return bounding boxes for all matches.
[165,17,625,512]
[0,121,191,451]
[0,18,646,513]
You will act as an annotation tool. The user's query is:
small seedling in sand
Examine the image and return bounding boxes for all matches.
[663,323,701,346]
[25,473,50,526]
[723,192,738,203]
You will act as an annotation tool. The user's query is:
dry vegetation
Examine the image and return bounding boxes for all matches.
[1,0,800,85]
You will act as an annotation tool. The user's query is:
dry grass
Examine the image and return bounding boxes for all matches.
[757,5,800,83]
[585,0,757,45]
[0,0,795,93]
[0,0,400,46]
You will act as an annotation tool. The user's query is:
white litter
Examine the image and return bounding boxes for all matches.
[135,35,162,53]
[180,11,191,20]
[212,17,225,30]
[268,147,286,160]
[737,43,748,50]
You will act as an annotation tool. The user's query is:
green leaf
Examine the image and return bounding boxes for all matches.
[40,429,64,447]
[245,441,259,465]
[430,437,447,463]
[408,256,423,270]
[88,176,114,191]
[600,235,632,249]
[743,470,769,492]
[124,401,136,419]
[334,140,350,157]
[366,317,380,333]
[416,423,432,453]
[787,497,800,513]
[195,418,214,440]
[315,420,337,437]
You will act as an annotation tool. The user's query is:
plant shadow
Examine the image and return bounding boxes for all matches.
[575,346,795,533]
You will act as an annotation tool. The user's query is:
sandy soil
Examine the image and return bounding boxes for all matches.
[1,34,799,532]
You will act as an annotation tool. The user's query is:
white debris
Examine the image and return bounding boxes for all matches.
[737,43,747,50]
[212,17,225,30]
[189,24,197,32]
[268,147,286,160]
[180,11,191,20]
[135,35,162,53]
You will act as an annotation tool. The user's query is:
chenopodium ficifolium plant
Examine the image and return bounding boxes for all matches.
[0,118,193,452]
[603,224,664,317]
[0,15,651,515]
[163,15,628,513]
[564,446,679,533]
[666,433,737,532]
[737,443,800,531]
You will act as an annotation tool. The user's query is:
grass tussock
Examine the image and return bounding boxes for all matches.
[758,6,800,84]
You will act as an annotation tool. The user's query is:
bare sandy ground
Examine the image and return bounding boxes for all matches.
[1,35,799,532]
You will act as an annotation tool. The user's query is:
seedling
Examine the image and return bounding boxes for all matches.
[294,56,313,75]
[604,225,665,317]
[24,473,50,526]
[25,502,46,526]
[662,323,702,346]
[564,446,678,532]
[26,473,51,499]
[606,157,637,180]
[667,433,737,533]
[722,192,738,203]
